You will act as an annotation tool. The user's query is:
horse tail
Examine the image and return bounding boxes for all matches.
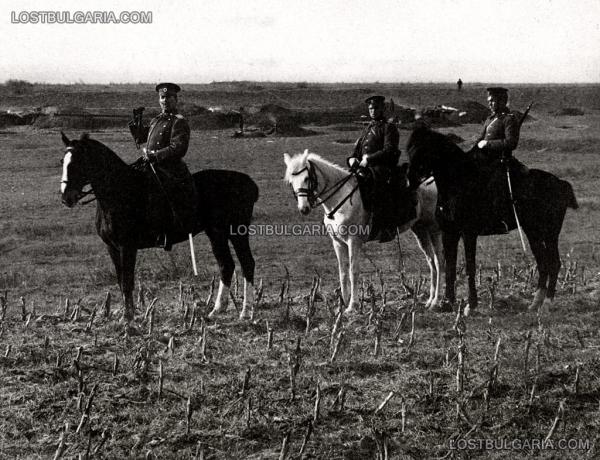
[561,180,578,210]
[250,179,259,203]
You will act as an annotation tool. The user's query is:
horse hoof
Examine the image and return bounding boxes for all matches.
[439,300,454,312]
[540,298,552,316]
[463,304,471,317]
[528,288,546,311]
[208,305,227,318]
[427,301,440,311]
[239,309,252,320]
[343,307,357,315]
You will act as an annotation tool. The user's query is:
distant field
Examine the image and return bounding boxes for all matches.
[0,83,599,459]
[2,81,600,113]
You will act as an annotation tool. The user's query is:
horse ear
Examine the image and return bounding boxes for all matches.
[80,132,90,141]
[61,131,70,146]
[283,153,291,166]
[301,149,309,161]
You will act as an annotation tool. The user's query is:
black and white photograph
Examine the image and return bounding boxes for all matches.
[0,0,598,457]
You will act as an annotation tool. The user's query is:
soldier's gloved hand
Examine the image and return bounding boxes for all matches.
[359,156,369,167]
[143,151,157,164]
[348,157,359,169]
[477,140,488,149]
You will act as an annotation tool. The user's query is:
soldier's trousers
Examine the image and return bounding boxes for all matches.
[487,159,528,225]
[145,161,198,239]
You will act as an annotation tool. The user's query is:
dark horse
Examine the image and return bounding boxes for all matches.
[406,127,578,313]
[60,132,258,321]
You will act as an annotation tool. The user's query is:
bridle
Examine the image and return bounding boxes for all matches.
[406,145,434,188]
[61,145,96,205]
[290,162,320,206]
[290,160,359,218]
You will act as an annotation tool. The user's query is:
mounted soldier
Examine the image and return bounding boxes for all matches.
[128,83,197,250]
[471,86,529,234]
[348,95,413,242]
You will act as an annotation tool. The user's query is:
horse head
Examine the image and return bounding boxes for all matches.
[284,149,318,215]
[60,132,92,208]
[405,127,439,188]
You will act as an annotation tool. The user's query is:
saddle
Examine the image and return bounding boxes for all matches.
[436,157,530,235]
[356,163,416,242]
[131,159,198,249]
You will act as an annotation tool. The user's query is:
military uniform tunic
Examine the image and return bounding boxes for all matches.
[352,119,400,170]
[476,109,520,161]
[130,112,190,163]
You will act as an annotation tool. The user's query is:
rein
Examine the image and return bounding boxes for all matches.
[79,189,96,205]
[291,161,359,217]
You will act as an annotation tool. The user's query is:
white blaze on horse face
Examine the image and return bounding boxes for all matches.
[293,171,311,214]
[60,152,72,194]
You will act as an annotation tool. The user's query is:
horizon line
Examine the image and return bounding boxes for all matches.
[3,80,600,86]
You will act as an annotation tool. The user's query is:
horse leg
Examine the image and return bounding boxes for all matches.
[462,233,478,315]
[431,230,444,310]
[412,225,437,309]
[346,236,362,312]
[442,231,460,306]
[120,247,137,322]
[543,236,561,313]
[107,244,123,294]
[527,238,548,311]
[207,229,235,318]
[331,237,350,309]
[230,234,256,320]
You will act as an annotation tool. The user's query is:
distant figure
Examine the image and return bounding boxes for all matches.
[238,106,244,133]
[457,78,463,91]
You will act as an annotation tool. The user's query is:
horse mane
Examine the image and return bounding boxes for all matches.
[284,150,348,182]
[79,133,128,167]
[406,126,467,161]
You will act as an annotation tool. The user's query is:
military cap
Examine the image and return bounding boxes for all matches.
[155,82,181,96]
[364,95,386,105]
[486,87,508,97]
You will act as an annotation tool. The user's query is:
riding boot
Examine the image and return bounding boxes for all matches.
[395,183,417,227]
[162,233,173,251]
[480,162,511,235]
[376,184,397,243]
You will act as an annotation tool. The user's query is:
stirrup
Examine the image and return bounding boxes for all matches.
[155,233,173,251]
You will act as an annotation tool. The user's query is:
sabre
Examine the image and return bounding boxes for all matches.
[147,156,198,276]
[505,101,533,253]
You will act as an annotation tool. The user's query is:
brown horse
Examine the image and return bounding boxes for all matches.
[60,132,258,321]
[406,127,578,314]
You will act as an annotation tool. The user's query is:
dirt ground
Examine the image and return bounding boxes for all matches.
[0,83,599,459]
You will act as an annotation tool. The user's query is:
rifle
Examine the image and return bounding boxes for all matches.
[518,101,533,130]
[132,106,145,150]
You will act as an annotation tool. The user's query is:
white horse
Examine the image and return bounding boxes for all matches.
[284,150,443,312]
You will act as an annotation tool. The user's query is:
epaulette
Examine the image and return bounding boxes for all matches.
[175,114,185,119]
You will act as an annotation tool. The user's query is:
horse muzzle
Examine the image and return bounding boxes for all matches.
[61,189,81,208]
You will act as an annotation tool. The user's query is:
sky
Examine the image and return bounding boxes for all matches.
[1,0,599,84]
